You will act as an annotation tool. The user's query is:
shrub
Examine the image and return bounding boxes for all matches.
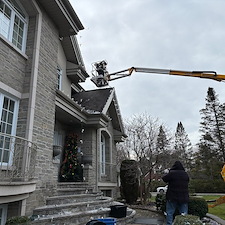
[156,195,208,219]
[188,197,208,219]
[173,215,210,225]
[190,179,225,193]
[6,216,31,225]
[155,193,166,211]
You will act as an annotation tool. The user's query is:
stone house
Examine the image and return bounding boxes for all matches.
[0,0,125,223]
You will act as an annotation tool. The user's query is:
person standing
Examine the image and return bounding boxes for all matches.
[162,161,189,225]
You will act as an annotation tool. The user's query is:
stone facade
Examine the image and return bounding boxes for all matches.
[0,0,125,222]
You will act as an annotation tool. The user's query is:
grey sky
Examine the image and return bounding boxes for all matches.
[70,0,225,145]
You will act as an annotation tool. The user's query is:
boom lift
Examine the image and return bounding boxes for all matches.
[91,60,225,207]
[90,60,225,88]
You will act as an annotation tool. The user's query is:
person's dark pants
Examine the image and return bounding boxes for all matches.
[166,200,188,225]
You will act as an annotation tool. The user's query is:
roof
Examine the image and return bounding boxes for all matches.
[72,88,125,136]
[37,0,84,37]
[72,88,113,113]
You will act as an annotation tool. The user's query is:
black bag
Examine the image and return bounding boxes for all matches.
[109,205,127,218]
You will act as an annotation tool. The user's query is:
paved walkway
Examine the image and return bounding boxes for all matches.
[127,208,166,225]
[132,218,164,225]
[127,207,225,225]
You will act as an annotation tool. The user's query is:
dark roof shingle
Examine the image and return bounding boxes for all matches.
[72,88,113,112]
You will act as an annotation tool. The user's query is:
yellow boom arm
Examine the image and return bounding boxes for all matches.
[91,62,225,87]
[109,67,225,82]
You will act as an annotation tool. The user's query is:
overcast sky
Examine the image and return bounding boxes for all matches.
[70,0,225,146]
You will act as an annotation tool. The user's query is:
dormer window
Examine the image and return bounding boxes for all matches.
[0,0,28,52]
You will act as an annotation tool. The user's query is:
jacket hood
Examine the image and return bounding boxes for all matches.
[170,161,185,171]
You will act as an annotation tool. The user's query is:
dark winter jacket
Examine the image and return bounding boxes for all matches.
[162,161,189,203]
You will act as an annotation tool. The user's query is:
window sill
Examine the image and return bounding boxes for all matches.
[0,165,13,171]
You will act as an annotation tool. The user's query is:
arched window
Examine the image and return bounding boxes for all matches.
[0,0,28,52]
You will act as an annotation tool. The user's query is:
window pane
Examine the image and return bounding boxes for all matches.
[9,100,15,112]
[8,112,13,124]
[0,136,3,148]
[4,137,10,150]
[1,110,7,122]
[19,27,23,36]
[3,98,8,110]
[18,35,22,45]
[3,150,9,163]
[19,20,24,29]
[6,124,12,134]
[0,122,6,133]
[14,14,19,24]
[17,42,22,50]
[5,4,11,18]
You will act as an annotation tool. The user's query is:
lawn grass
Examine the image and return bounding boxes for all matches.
[198,195,225,220]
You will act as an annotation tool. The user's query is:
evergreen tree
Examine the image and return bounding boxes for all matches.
[174,122,193,171]
[60,133,83,182]
[193,141,221,180]
[199,87,225,162]
[156,125,172,172]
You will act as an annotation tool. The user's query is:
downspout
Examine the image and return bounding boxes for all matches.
[26,0,42,142]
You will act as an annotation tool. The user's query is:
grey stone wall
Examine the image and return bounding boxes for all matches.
[25,8,59,215]
[0,40,26,94]
[82,129,97,189]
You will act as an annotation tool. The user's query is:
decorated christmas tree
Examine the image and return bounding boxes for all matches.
[60,133,83,182]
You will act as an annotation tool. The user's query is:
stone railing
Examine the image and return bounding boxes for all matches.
[0,132,37,182]
[98,162,117,183]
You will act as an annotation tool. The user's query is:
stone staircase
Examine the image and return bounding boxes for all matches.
[31,182,135,225]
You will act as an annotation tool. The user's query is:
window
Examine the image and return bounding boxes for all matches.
[57,66,62,90]
[0,204,7,225]
[53,129,64,147]
[0,94,18,165]
[100,134,106,175]
[0,0,27,52]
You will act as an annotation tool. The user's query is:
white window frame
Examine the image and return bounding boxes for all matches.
[0,93,19,166]
[0,0,28,52]
[0,204,8,225]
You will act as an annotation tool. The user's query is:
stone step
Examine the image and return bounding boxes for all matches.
[31,208,110,225]
[31,207,136,225]
[31,182,136,225]
[46,192,103,205]
[33,197,113,216]
[56,187,94,195]
[57,182,92,189]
